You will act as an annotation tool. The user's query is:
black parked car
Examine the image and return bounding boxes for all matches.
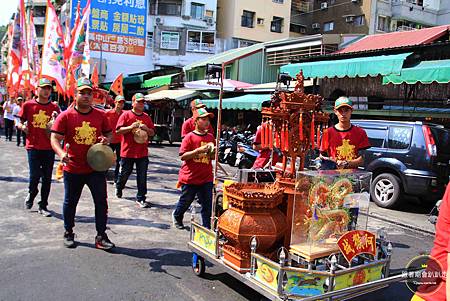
[352,120,450,208]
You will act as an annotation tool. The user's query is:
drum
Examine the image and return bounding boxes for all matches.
[132,128,148,144]
[87,143,115,172]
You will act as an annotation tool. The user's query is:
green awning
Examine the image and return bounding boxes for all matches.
[201,94,271,111]
[382,59,450,85]
[280,53,412,79]
[141,73,178,88]
[123,74,145,85]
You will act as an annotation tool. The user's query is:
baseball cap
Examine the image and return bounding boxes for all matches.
[194,107,214,120]
[190,99,206,109]
[17,96,23,101]
[334,96,353,110]
[38,78,52,88]
[132,93,145,102]
[115,95,125,102]
[77,77,93,91]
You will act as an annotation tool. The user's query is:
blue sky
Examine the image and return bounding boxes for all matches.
[1,1,18,27]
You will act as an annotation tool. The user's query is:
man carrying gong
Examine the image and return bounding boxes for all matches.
[50,77,114,250]
[115,92,155,208]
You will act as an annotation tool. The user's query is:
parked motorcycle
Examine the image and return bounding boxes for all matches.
[235,142,259,169]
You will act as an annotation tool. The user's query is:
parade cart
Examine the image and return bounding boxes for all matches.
[188,71,406,300]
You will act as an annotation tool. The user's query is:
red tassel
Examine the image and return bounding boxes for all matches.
[280,124,285,151]
[285,123,289,152]
[299,113,303,141]
[310,114,315,149]
[316,124,321,147]
[275,125,280,148]
[268,122,273,149]
[264,122,270,148]
[261,122,266,148]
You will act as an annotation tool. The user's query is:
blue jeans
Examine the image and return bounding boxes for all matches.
[117,157,148,201]
[109,143,121,183]
[173,182,213,228]
[26,149,55,209]
[63,171,108,235]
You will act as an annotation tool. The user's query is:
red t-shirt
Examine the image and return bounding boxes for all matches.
[18,99,61,150]
[417,185,450,301]
[51,107,111,174]
[178,131,215,185]
[116,110,155,159]
[105,109,123,144]
[252,126,279,169]
[320,125,370,161]
[181,117,215,138]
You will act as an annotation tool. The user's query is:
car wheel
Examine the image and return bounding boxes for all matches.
[370,173,402,208]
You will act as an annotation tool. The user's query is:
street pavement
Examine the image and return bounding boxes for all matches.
[0,139,437,301]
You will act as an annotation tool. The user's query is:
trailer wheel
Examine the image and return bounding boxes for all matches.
[192,253,205,277]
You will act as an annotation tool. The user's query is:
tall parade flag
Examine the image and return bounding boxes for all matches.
[19,0,31,91]
[28,9,41,89]
[7,12,22,95]
[68,0,91,80]
[110,73,124,96]
[41,0,67,93]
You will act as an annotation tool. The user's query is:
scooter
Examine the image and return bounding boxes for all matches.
[235,143,259,169]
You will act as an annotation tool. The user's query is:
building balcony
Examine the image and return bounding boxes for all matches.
[391,0,438,25]
[186,42,215,53]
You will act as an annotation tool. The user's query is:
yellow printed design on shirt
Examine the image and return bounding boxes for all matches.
[74,121,97,145]
[336,139,356,161]
[193,141,210,164]
[32,110,51,129]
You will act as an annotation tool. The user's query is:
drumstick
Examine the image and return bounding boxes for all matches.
[63,143,70,166]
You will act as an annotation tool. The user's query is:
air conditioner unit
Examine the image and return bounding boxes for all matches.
[345,16,355,23]
[320,2,328,9]
[155,17,164,25]
[312,23,320,29]
[206,17,214,25]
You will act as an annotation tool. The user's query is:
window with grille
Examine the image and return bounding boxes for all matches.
[191,3,205,19]
[271,16,284,33]
[241,10,255,28]
[161,31,180,50]
[323,21,334,32]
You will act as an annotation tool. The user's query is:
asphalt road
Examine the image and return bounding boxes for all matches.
[0,139,436,301]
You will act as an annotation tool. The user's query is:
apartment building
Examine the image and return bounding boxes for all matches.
[216,0,292,51]
[291,0,450,36]
[150,0,218,68]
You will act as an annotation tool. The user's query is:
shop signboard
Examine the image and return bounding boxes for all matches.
[72,0,147,56]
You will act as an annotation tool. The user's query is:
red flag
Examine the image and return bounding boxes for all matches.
[91,63,99,87]
[110,73,123,96]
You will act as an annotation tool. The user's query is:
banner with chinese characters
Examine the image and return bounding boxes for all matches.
[72,0,147,56]
[337,230,377,263]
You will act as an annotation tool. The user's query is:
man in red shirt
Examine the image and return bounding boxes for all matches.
[115,93,155,208]
[105,95,125,184]
[320,96,370,169]
[18,78,61,217]
[181,99,214,139]
[412,184,450,301]
[50,77,114,250]
[173,108,215,229]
